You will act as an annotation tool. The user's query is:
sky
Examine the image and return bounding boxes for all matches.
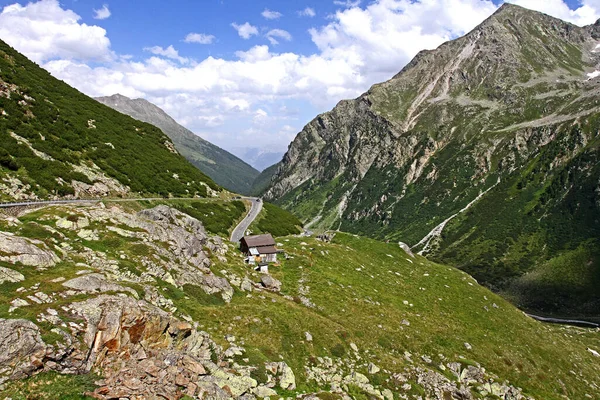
[0,0,599,162]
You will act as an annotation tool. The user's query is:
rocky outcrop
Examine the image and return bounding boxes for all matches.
[62,273,138,297]
[0,266,24,284]
[0,231,60,267]
[0,319,46,383]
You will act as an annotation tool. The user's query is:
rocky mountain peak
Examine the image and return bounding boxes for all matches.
[263,5,600,317]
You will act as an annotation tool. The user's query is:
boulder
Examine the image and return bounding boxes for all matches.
[0,266,24,284]
[62,273,137,297]
[0,232,60,267]
[0,319,46,380]
[260,275,282,292]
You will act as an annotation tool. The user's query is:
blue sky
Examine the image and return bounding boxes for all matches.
[0,0,598,167]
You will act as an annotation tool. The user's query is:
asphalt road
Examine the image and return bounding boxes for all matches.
[526,313,599,328]
[0,197,223,208]
[230,197,262,243]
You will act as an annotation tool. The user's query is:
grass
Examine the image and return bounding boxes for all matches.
[0,372,98,399]
[1,203,599,399]
[250,202,302,237]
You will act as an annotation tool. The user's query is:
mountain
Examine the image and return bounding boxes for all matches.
[231,147,284,171]
[1,200,599,399]
[264,4,600,316]
[0,40,219,201]
[95,94,259,194]
[250,161,280,196]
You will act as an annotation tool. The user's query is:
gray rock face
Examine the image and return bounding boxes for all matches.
[0,266,24,284]
[62,273,137,297]
[0,232,60,267]
[0,319,46,380]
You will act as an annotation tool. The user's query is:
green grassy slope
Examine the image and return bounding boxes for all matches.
[250,162,279,196]
[1,203,598,398]
[249,201,302,237]
[0,40,219,200]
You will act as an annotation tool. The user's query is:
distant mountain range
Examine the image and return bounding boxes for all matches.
[263,4,600,316]
[231,148,284,172]
[95,94,259,194]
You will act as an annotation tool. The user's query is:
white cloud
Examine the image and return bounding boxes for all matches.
[262,8,282,19]
[298,7,316,17]
[507,0,600,25]
[184,32,215,44]
[231,22,259,39]
[143,45,188,64]
[0,0,112,63]
[265,29,292,45]
[7,0,600,153]
[333,0,362,8]
[93,4,111,20]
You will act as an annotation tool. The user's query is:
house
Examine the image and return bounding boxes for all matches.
[240,234,279,264]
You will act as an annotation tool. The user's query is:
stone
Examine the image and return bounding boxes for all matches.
[278,362,296,390]
[0,232,60,267]
[350,342,359,352]
[63,274,137,297]
[9,298,29,312]
[260,275,281,292]
[588,348,600,357]
[305,331,313,342]
[368,362,380,374]
[398,242,415,257]
[0,319,46,379]
[77,229,98,241]
[253,385,278,398]
[0,266,24,284]
[464,342,473,351]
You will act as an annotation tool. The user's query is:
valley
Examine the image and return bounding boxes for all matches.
[0,1,598,399]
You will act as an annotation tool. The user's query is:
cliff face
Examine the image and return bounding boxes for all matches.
[265,4,600,315]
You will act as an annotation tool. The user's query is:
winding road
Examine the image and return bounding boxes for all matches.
[230,197,262,243]
[0,196,264,244]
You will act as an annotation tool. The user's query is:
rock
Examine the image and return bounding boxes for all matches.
[253,385,278,397]
[9,298,29,312]
[0,319,46,379]
[398,242,415,257]
[0,266,24,284]
[350,342,359,352]
[63,274,138,297]
[464,342,473,351]
[305,331,313,342]
[0,231,60,267]
[77,229,98,241]
[278,362,296,390]
[260,275,281,291]
[202,274,234,303]
[588,348,600,357]
[240,277,253,292]
[212,368,258,397]
[368,362,380,374]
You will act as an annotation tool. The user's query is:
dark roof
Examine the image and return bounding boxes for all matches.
[242,234,276,247]
[256,245,278,255]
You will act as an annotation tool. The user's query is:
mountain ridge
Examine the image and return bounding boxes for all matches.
[263,4,600,316]
[0,40,219,201]
[95,94,260,195]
